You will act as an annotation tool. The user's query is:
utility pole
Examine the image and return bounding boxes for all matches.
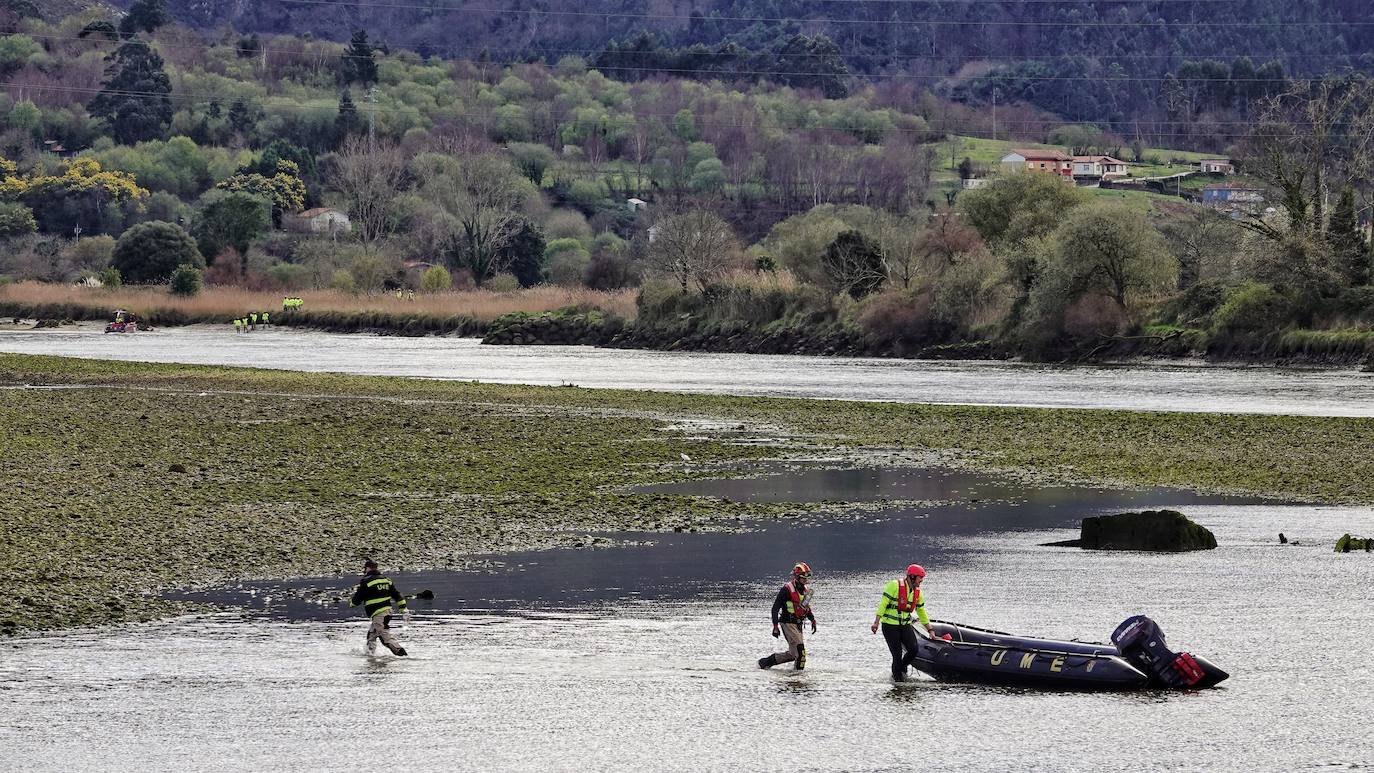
[367,86,377,147]
[992,87,999,142]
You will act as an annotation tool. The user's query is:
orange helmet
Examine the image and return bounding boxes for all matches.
[906,564,926,579]
[792,562,812,578]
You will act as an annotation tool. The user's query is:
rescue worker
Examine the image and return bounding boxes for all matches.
[758,562,817,670]
[249,312,258,329]
[232,318,241,334]
[871,564,933,682]
[350,558,409,656]
[261,311,269,326]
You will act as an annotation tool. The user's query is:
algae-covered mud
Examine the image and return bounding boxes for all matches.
[5,352,1374,634]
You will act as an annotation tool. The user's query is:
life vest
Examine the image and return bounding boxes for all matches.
[783,580,812,621]
[880,578,923,625]
[895,580,921,613]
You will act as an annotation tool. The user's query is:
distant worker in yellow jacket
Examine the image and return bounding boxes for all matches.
[871,564,933,682]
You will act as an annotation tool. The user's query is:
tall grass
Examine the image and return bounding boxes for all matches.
[0,282,637,332]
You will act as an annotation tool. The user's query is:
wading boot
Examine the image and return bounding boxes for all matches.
[892,668,907,683]
[758,655,777,669]
[388,644,408,657]
[795,644,806,671]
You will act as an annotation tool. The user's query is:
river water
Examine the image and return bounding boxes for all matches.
[5,466,1372,772]
[2,325,1373,415]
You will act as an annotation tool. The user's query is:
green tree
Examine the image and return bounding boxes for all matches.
[168,263,203,296]
[88,41,172,144]
[502,218,547,287]
[958,171,1090,249]
[1328,185,1369,285]
[118,0,172,38]
[341,30,378,85]
[775,34,849,99]
[195,191,271,274]
[0,201,35,237]
[822,229,886,299]
[508,142,556,185]
[1047,203,1175,310]
[111,220,203,283]
[335,89,362,143]
[216,160,307,222]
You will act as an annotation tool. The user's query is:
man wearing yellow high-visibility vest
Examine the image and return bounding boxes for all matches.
[350,558,409,656]
[870,564,932,682]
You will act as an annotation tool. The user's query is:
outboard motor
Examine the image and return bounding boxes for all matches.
[1111,615,1228,689]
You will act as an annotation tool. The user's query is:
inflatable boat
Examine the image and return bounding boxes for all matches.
[913,615,1228,691]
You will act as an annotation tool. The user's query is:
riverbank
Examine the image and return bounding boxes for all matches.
[0,283,636,336]
[5,353,1374,634]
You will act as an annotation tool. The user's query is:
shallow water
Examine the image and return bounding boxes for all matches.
[5,467,1373,772]
[2,326,1373,415]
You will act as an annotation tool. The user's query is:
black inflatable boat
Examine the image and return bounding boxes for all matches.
[912,615,1228,691]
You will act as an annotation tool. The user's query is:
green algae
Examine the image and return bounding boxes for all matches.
[3,352,1373,633]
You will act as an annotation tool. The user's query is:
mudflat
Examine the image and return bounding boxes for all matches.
[4,352,1371,633]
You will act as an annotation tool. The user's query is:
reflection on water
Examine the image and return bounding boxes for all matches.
[5,467,1374,772]
[2,326,1372,415]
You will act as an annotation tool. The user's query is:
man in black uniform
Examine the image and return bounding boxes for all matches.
[350,558,409,656]
[758,562,817,670]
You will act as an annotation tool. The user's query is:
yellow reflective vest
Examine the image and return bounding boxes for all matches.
[876,578,928,626]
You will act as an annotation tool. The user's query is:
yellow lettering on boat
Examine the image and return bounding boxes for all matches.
[1019,653,1035,669]
[1050,656,1065,673]
[990,649,1006,666]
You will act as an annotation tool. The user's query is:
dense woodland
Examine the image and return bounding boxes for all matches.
[2,1,1374,361]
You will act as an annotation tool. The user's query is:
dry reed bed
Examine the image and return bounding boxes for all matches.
[0,282,637,331]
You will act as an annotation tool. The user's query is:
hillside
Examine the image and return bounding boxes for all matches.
[89,0,1370,140]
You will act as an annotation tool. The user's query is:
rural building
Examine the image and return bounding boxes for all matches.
[1200,159,1234,174]
[1000,149,1072,178]
[627,197,648,211]
[1072,155,1130,179]
[1201,183,1264,213]
[284,207,352,235]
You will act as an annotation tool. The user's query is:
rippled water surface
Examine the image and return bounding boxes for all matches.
[2,325,1373,415]
[5,468,1373,772]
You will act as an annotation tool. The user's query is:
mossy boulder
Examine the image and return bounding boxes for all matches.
[1334,533,1372,552]
[1074,509,1217,552]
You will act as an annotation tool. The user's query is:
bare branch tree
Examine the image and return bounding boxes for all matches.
[329,136,408,247]
[420,153,531,286]
[647,209,740,291]
[1241,78,1374,241]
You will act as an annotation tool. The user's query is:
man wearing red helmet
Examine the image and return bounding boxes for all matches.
[871,564,932,681]
[758,562,818,670]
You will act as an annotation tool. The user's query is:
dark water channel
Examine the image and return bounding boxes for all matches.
[5,466,1374,772]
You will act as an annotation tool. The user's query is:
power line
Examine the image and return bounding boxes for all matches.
[262,0,1374,28]
[22,29,1351,65]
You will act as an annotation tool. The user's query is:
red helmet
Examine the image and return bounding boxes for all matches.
[792,561,812,577]
[906,564,926,578]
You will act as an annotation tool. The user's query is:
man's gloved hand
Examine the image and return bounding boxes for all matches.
[771,624,780,638]
[810,619,818,634]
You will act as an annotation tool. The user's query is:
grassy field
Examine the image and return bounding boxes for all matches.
[935,135,1217,182]
[5,354,1374,634]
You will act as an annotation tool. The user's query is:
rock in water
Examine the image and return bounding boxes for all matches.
[1077,510,1217,552]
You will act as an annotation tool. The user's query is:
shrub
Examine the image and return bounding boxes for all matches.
[1211,283,1293,335]
[485,272,520,292]
[855,288,935,345]
[97,267,122,288]
[267,262,309,290]
[329,269,358,294]
[168,264,203,296]
[420,264,453,292]
[65,235,117,272]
